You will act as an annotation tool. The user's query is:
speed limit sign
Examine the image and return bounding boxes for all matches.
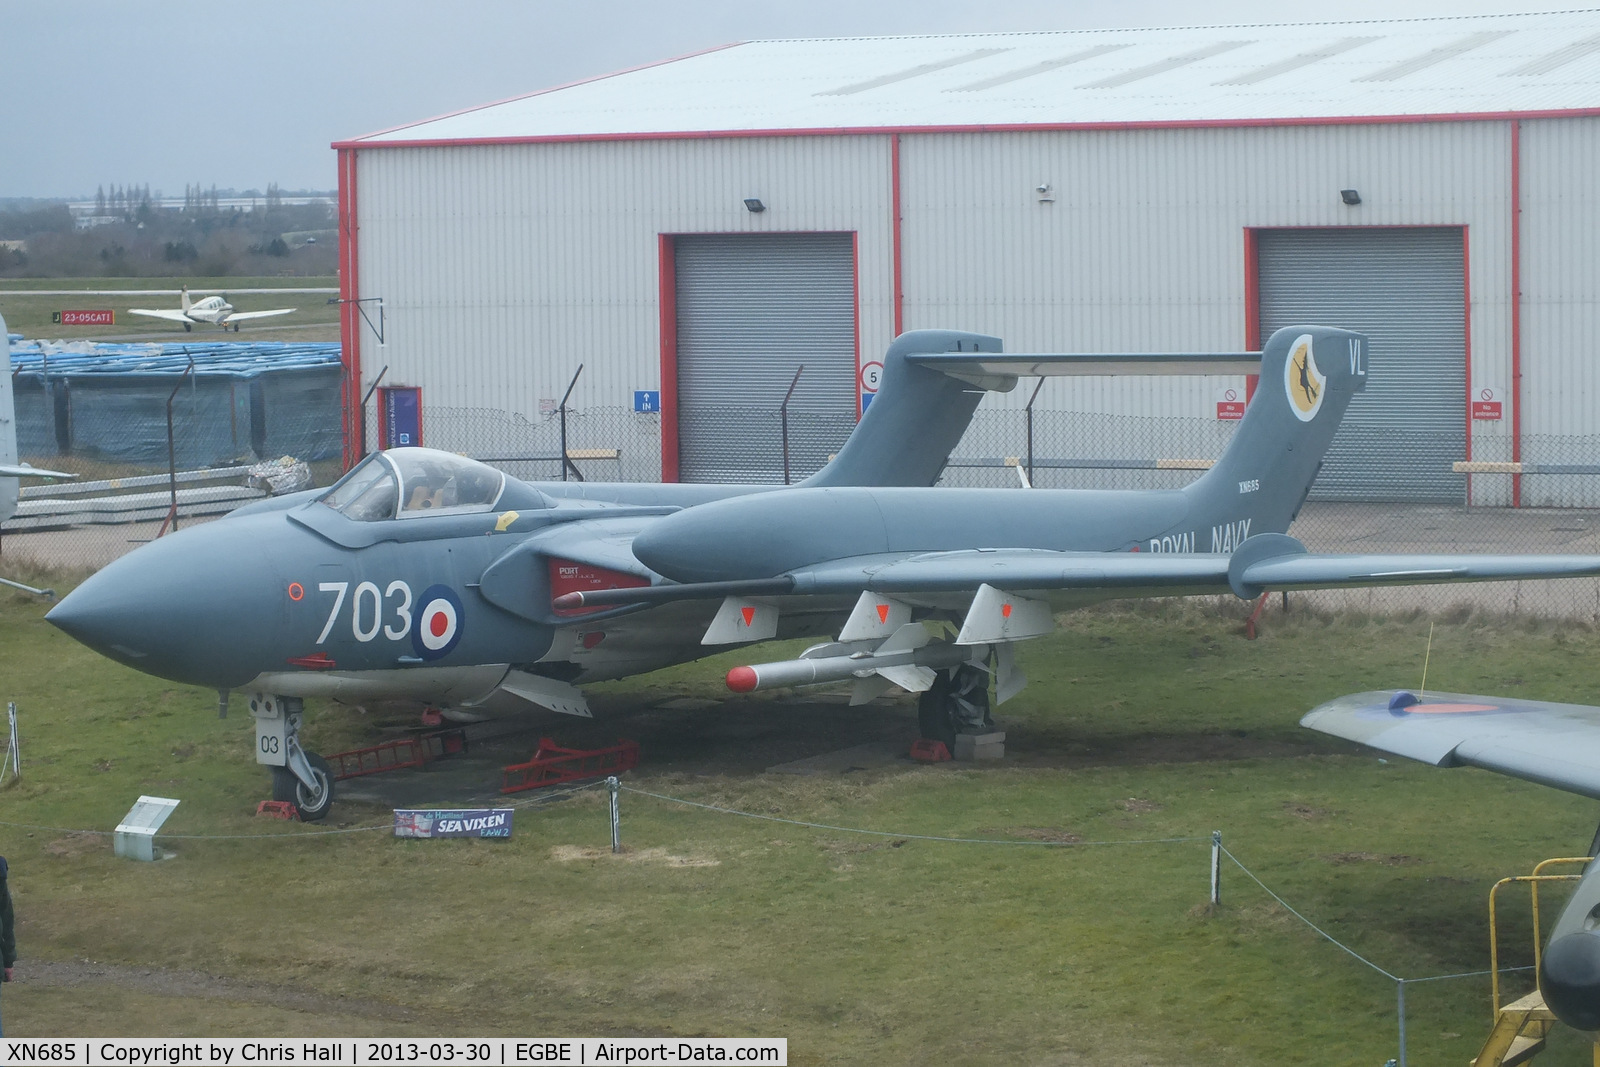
[859,361,884,393]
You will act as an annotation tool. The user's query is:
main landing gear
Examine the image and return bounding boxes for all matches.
[249,693,335,821]
[917,663,994,751]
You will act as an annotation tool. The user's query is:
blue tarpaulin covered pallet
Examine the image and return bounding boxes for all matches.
[8,339,344,466]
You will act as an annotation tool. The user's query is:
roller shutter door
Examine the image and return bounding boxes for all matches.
[1257,227,1466,503]
[675,233,857,483]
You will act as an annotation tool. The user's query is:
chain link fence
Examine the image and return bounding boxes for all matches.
[8,396,1600,619]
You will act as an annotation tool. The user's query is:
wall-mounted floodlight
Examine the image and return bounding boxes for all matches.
[743,198,766,213]
[1036,183,1055,204]
[1340,189,1362,206]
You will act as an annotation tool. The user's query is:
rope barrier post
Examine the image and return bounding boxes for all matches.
[1396,978,1407,1067]
[1210,830,1221,905]
[607,776,621,853]
[3,703,17,784]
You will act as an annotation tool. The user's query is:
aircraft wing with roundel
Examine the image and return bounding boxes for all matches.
[1302,689,1600,800]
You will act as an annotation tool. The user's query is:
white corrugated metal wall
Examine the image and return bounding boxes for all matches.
[897,123,1509,424]
[353,136,893,480]
[350,116,1600,501]
[1519,117,1600,507]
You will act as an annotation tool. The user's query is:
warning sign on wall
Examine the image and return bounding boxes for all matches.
[1472,386,1503,421]
[1215,387,1245,421]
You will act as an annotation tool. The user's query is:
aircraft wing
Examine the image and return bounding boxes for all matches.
[1303,690,1600,800]
[785,549,1231,594]
[791,545,1600,597]
[560,535,1600,607]
[0,463,74,479]
[127,308,194,323]
[222,308,296,322]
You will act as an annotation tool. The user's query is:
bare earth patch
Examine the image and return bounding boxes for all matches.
[1324,851,1422,867]
[993,827,1084,844]
[1284,803,1335,820]
[549,845,719,867]
[43,832,102,859]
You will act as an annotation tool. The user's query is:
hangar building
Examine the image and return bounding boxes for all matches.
[333,10,1600,506]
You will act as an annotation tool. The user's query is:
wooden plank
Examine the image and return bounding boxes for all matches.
[1456,461,1525,474]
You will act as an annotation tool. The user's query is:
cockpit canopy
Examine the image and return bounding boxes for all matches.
[320,448,509,521]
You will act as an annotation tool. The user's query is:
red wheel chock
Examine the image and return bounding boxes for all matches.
[256,800,298,819]
[910,740,952,762]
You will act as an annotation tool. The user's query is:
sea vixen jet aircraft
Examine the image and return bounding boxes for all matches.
[45,325,1600,820]
[128,287,295,332]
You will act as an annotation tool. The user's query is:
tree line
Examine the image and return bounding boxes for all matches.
[0,189,338,278]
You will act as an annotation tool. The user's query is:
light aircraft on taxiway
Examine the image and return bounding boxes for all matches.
[39,322,1600,823]
[128,287,295,332]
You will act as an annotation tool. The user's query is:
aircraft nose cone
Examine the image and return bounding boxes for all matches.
[1540,931,1600,1030]
[47,520,284,689]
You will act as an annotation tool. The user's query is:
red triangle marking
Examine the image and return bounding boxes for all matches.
[1001,603,1013,618]
[876,604,889,624]
[741,606,756,627]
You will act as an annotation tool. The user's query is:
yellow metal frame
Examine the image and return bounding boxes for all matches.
[1488,857,1592,1015]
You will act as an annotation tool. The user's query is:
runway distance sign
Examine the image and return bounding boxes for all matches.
[52,309,115,325]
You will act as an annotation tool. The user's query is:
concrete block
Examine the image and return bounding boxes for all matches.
[954,731,1005,761]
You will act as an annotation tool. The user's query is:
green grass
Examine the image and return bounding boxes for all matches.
[3,584,1599,1063]
[0,276,339,341]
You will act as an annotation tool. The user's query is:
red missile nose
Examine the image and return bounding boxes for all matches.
[726,666,758,693]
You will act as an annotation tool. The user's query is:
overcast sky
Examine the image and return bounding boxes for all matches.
[0,0,1575,199]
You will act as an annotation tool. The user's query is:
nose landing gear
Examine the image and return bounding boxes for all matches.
[250,693,336,821]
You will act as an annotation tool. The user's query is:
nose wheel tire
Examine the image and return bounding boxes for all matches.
[272,752,335,822]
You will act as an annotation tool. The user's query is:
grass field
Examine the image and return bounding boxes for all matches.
[2,581,1599,1064]
[0,277,340,343]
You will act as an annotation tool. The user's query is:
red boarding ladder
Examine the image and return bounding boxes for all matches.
[501,738,640,794]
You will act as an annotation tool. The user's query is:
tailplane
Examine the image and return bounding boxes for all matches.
[1182,325,1368,538]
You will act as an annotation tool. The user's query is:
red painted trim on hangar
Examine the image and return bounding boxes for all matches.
[334,107,1600,151]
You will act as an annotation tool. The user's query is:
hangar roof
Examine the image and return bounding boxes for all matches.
[345,10,1600,146]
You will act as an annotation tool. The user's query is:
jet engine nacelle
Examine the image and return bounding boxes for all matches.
[1541,858,1600,1030]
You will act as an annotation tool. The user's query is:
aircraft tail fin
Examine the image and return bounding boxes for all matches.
[1181,325,1368,541]
[800,330,1003,488]
[180,287,191,313]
